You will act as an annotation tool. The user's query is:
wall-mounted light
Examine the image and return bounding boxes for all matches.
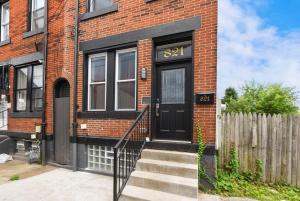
[141,67,147,80]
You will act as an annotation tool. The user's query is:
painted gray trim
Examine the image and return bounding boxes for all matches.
[80,4,118,21]
[22,29,44,39]
[10,52,44,66]
[79,16,201,51]
[0,38,11,47]
[9,111,42,118]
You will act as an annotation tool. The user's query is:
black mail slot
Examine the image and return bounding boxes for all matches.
[195,93,215,104]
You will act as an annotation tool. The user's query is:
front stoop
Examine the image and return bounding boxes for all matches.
[120,149,198,201]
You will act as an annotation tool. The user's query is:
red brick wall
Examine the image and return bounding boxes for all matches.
[2,0,217,144]
[76,0,218,144]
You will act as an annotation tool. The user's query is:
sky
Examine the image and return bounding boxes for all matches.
[218,0,300,106]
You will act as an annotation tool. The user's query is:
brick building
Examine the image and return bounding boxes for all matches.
[0,0,217,179]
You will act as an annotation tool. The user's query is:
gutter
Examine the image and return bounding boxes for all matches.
[41,0,49,166]
[72,0,80,171]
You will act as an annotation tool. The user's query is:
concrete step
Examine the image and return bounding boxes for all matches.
[13,152,28,162]
[141,149,197,164]
[128,171,198,198]
[120,185,197,201]
[136,158,197,179]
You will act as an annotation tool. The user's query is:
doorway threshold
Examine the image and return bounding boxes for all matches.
[145,139,197,153]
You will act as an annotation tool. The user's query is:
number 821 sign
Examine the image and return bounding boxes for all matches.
[156,41,192,62]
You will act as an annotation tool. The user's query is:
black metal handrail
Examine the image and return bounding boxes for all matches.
[113,105,150,201]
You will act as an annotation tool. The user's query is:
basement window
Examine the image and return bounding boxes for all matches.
[87,145,114,173]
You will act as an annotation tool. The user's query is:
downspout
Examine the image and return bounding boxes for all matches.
[41,0,49,166]
[72,0,80,171]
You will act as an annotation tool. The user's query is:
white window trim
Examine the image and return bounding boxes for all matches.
[31,0,45,31]
[115,48,137,111]
[88,52,107,111]
[1,2,9,42]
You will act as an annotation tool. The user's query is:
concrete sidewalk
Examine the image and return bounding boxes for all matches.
[0,168,113,201]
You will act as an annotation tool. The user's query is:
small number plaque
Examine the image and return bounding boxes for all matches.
[156,41,192,62]
[195,93,215,105]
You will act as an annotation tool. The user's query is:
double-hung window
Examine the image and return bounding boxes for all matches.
[0,1,9,42]
[30,0,45,31]
[115,48,137,111]
[89,0,113,12]
[88,53,107,111]
[15,65,43,112]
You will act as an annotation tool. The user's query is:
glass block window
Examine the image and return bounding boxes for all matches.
[88,145,114,173]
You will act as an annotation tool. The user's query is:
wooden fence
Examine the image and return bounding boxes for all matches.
[219,113,300,187]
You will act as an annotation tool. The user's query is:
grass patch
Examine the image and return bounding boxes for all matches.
[213,171,300,201]
[9,175,20,181]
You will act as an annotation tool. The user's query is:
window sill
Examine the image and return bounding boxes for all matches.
[23,29,44,39]
[78,111,140,119]
[80,4,118,21]
[9,111,42,118]
[0,38,11,47]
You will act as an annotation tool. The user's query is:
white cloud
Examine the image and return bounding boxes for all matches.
[218,0,300,106]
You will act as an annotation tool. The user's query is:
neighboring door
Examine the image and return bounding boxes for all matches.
[54,80,70,165]
[156,63,192,141]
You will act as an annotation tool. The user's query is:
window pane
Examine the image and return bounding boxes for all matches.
[117,81,135,109]
[17,68,28,90]
[161,68,185,104]
[33,65,43,88]
[90,56,106,83]
[90,84,105,110]
[91,0,113,12]
[32,0,45,31]
[118,51,136,80]
[17,90,27,111]
[33,0,45,10]
[1,2,9,41]
[32,88,43,109]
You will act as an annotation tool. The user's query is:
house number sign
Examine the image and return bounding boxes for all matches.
[156,41,192,62]
[195,93,215,105]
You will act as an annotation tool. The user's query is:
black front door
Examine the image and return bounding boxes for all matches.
[156,63,192,141]
[54,80,70,165]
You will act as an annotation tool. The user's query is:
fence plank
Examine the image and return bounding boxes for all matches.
[281,116,287,182]
[292,116,298,186]
[239,113,244,172]
[275,115,282,183]
[219,113,300,187]
[261,114,268,182]
[287,116,293,184]
[296,116,300,187]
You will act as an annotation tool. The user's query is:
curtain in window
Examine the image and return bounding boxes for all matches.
[161,68,185,104]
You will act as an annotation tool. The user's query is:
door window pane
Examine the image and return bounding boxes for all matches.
[90,0,113,12]
[117,82,135,110]
[161,68,185,104]
[90,84,105,110]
